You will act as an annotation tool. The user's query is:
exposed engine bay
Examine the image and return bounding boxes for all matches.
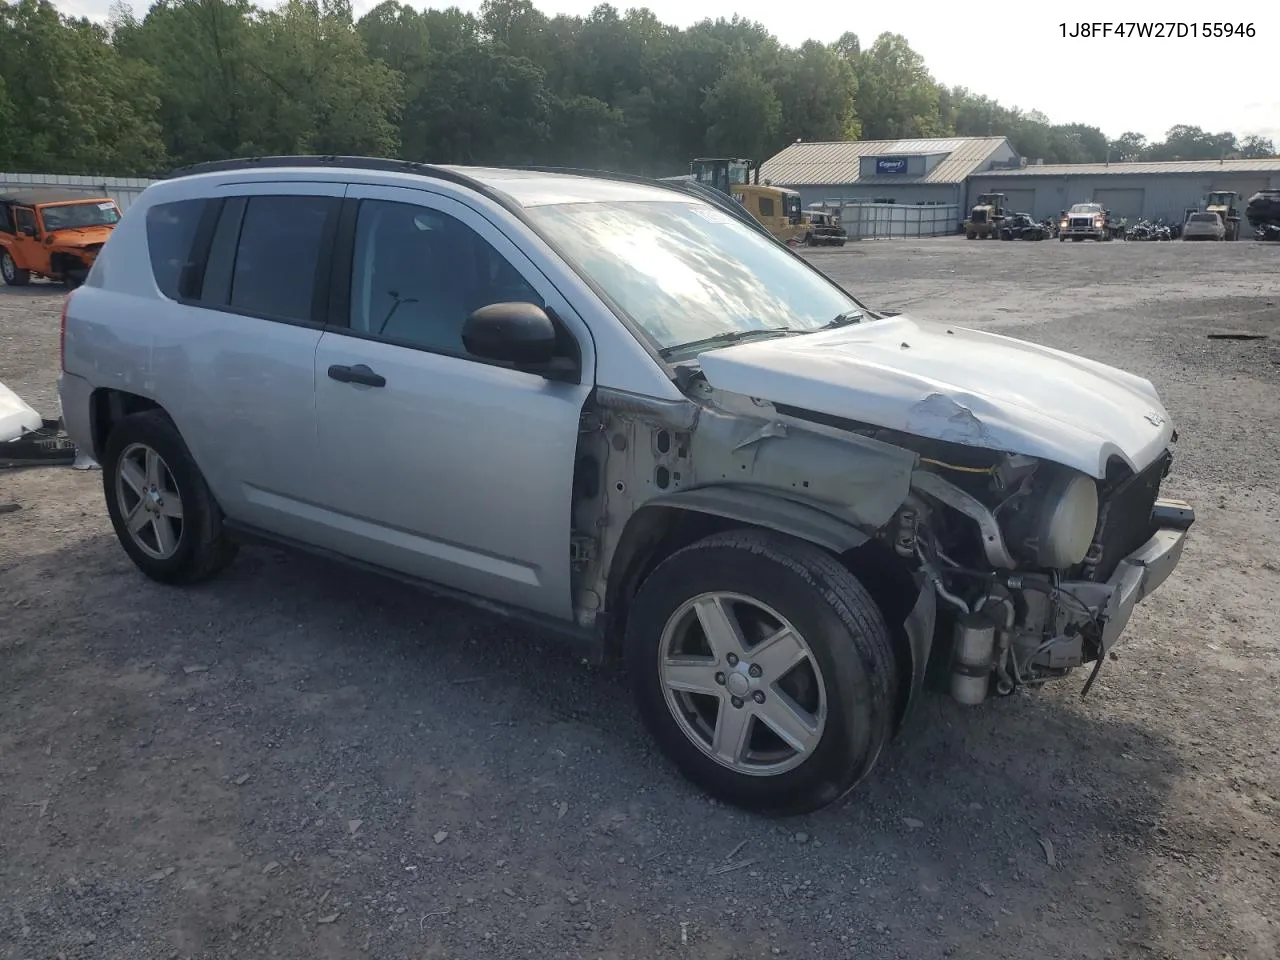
[882,430,1192,704]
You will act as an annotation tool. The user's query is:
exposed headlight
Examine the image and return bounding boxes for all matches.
[1032,472,1099,568]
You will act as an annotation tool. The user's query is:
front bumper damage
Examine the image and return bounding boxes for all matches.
[1067,498,1194,651]
[937,494,1195,706]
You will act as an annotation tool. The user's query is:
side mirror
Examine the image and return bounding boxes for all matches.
[462,301,558,368]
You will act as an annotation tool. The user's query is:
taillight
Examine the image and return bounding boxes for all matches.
[60,293,72,371]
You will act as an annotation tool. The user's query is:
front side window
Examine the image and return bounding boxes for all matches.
[229,195,337,323]
[527,199,863,359]
[39,201,121,231]
[347,198,542,356]
[14,207,37,233]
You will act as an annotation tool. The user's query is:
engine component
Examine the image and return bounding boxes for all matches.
[911,469,1015,569]
[949,612,997,706]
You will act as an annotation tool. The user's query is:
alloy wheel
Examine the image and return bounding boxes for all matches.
[115,442,185,560]
[657,592,828,777]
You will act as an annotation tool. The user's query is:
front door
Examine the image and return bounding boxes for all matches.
[311,185,595,620]
[10,207,45,274]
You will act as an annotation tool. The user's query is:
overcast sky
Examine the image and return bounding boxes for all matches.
[58,0,1279,148]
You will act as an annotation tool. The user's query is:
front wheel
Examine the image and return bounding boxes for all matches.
[1,250,31,286]
[625,528,898,816]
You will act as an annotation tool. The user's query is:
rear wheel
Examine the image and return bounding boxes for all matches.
[102,410,238,585]
[625,528,898,816]
[1,250,31,286]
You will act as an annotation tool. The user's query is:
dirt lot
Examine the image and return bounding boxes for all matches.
[2,238,1278,960]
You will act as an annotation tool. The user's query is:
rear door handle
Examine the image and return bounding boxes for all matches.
[327,363,386,388]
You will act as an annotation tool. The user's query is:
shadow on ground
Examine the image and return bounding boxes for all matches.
[0,529,1192,960]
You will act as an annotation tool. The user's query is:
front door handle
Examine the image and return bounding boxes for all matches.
[327,363,386,388]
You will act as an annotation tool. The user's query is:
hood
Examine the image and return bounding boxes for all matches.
[695,315,1175,479]
[48,225,114,247]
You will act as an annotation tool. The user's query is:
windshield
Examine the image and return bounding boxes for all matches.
[1189,213,1218,223]
[526,199,864,358]
[39,201,121,231]
[1069,203,1102,214]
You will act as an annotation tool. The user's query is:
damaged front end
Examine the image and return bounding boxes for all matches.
[894,438,1194,703]
[572,367,1193,723]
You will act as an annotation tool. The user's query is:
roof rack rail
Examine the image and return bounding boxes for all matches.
[161,154,526,218]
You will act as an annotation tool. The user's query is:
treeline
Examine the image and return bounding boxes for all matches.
[0,0,1274,178]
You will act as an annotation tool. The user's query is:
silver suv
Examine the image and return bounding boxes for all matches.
[58,156,1195,815]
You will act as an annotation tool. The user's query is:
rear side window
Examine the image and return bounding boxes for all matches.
[229,195,337,323]
[146,199,208,300]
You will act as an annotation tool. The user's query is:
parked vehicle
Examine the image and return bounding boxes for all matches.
[1204,191,1242,240]
[0,190,122,287]
[965,193,1009,239]
[1058,202,1113,242]
[801,211,847,247]
[58,156,1196,815]
[999,213,1050,241]
[1182,212,1226,241]
[1245,189,1280,238]
[689,157,807,245]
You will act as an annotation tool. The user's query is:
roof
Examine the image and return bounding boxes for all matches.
[974,158,1280,178]
[759,137,1011,186]
[164,156,710,208]
[438,165,682,207]
[0,188,112,206]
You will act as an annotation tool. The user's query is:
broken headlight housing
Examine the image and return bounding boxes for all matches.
[1005,469,1099,569]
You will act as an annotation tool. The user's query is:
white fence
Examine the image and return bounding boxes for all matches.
[0,172,155,211]
[813,201,961,240]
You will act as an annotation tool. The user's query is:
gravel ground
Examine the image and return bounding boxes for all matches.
[2,237,1278,960]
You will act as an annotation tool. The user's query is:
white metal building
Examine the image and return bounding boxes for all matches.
[966,159,1280,223]
[758,137,1019,211]
[0,172,154,211]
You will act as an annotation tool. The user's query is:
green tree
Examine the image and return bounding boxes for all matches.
[853,33,943,140]
[1237,134,1275,159]
[0,0,166,174]
[702,55,782,162]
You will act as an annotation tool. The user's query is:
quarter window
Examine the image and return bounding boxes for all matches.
[229,195,337,323]
[347,199,542,356]
[145,199,208,300]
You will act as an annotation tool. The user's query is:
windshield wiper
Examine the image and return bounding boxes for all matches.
[659,327,793,360]
[818,310,866,329]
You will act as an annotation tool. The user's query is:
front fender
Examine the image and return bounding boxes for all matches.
[643,485,871,554]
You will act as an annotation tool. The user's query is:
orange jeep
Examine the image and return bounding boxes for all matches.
[1,190,122,288]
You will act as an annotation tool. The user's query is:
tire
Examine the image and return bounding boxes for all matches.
[101,409,238,585]
[625,528,898,816]
[966,231,976,240]
[1,250,31,286]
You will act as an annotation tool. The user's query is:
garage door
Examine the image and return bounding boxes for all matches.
[1000,189,1036,216]
[1093,188,1145,219]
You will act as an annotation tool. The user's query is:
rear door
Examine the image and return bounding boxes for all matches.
[308,184,594,619]
[145,183,343,540]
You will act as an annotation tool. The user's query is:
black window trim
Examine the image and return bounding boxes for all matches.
[323,194,583,383]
